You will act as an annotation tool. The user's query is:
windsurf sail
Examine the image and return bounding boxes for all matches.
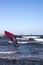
[4,31,17,44]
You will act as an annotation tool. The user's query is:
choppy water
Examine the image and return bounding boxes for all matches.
[0,36,43,65]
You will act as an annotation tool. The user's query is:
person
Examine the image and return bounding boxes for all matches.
[12,36,17,46]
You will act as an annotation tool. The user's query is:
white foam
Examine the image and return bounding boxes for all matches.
[0,51,17,54]
[18,41,28,44]
[35,39,43,41]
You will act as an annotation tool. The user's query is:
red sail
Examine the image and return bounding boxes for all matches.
[4,31,17,44]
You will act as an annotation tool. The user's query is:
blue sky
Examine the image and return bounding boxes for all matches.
[0,0,43,34]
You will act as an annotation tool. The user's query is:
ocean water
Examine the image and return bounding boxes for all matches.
[0,36,43,65]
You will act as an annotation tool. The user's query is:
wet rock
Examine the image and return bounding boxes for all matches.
[12,59,16,64]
